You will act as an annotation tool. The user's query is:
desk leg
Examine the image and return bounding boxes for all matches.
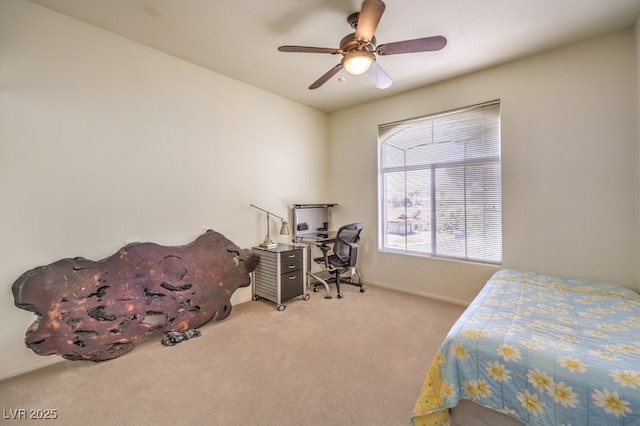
[307,270,332,299]
[301,242,332,299]
[305,243,312,287]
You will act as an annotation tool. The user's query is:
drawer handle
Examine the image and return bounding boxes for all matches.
[288,254,296,258]
[288,264,296,269]
[289,275,297,280]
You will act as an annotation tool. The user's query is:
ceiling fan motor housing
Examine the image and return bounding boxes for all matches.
[339,33,377,53]
[347,12,360,29]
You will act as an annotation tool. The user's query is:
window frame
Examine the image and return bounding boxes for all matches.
[377,100,502,265]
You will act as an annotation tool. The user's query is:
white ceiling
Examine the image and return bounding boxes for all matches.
[28,0,640,113]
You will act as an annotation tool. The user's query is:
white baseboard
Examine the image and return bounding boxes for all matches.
[0,357,62,382]
[366,279,470,307]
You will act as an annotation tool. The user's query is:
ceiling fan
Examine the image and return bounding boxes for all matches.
[278,0,447,90]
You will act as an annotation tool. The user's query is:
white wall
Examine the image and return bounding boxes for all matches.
[0,0,328,380]
[328,30,639,303]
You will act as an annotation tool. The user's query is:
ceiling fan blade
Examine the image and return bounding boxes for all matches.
[309,63,343,89]
[377,35,447,55]
[366,62,393,89]
[278,45,340,54]
[355,0,385,43]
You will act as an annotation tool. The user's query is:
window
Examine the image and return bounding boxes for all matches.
[378,101,501,264]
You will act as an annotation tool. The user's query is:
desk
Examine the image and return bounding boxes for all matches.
[292,203,338,298]
[294,231,336,274]
[293,232,337,298]
[295,231,337,244]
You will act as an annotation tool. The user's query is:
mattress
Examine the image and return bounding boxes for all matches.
[411,269,640,425]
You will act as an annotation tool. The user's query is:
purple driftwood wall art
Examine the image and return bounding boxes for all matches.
[12,230,259,361]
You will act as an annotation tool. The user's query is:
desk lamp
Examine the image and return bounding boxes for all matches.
[250,204,289,249]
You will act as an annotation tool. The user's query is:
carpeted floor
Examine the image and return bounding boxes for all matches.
[0,284,464,425]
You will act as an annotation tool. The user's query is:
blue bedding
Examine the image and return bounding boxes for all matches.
[411,269,640,425]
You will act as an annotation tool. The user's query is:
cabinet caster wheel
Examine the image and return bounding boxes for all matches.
[337,293,344,299]
[303,294,310,301]
[360,288,366,293]
[277,304,286,311]
[252,295,260,301]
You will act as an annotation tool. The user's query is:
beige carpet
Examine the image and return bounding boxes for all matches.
[0,284,464,426]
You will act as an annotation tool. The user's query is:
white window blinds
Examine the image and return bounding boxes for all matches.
[378,100,501,264]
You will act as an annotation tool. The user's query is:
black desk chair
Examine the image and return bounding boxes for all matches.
[310,223,364,299]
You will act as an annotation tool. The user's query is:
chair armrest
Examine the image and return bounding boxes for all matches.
[315,243,332,266]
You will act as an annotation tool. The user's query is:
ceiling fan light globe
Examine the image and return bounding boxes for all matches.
[342,51,374,75]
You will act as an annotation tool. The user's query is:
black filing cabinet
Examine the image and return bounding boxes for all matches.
[252,244,308,311]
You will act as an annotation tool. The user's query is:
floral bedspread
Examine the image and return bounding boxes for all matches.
[411,269,640,426]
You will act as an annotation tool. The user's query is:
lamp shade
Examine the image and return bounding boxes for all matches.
[342,51,374,75]
[279,221,289,236]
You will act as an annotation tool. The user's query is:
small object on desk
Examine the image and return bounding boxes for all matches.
[297,223,309,231]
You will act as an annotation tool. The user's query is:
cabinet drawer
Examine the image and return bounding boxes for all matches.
[280,249,302,264]
[281,271,303,301]
[281,259,302,274]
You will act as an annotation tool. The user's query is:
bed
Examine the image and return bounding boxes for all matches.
[411,269,640,426]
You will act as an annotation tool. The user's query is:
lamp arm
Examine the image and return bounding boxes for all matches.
[250,204,290,247]
[250,204,286,222]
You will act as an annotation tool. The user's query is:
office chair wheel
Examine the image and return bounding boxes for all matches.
[313,287,319,292]
[277,304,286,311]
[360,288,366,293]
[337,293,343,299]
